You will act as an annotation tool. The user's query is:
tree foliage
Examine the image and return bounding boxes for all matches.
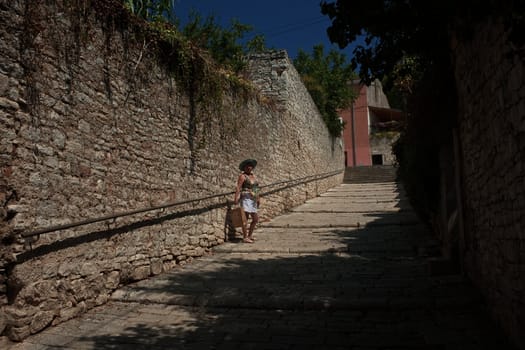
[380,55,423,110]
[123,0,176,22]
[122,1,268,72]
[182,11,267,71]
[320,0,524,84]
[294,44,356,137]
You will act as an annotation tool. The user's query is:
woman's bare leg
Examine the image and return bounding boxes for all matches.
[242,212,253,243]
[248,213,259,239]
[241,223,248,239]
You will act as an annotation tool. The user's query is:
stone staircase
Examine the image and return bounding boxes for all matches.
[343,165,398,183]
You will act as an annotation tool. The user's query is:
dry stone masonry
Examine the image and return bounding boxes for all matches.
[0,1,343,341]
[451,19,525,349]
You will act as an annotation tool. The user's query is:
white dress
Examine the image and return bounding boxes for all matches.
[241,196,258,213]
[240,174,259,213]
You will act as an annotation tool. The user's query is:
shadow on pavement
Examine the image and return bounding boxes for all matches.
[75,183,515,349]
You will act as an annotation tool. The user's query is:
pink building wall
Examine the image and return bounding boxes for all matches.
[340,84,372,167]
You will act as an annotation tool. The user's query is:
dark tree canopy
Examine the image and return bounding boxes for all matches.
[320,0,525,84]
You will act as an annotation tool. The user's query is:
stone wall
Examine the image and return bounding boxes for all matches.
[0,1,343,341]
[369,132,399,166]
[452,19,525,349]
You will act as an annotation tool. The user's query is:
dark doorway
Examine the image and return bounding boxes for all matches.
[372,154,383,165]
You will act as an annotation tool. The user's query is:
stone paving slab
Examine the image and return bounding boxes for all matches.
[262,211,421,228]
[8,182,514,349]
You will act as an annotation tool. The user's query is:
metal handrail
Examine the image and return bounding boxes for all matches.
[21,168,344,238]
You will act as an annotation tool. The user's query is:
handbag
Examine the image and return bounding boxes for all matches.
[229,206,246,228]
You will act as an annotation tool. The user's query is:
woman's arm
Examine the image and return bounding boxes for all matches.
[234,174,244,204]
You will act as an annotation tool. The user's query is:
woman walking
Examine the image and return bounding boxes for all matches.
[234,159,260,243]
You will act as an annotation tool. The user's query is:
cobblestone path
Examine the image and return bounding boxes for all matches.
[9,182,513,349]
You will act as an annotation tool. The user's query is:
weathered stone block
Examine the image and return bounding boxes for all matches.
[18,280,57,307]
[3,305,37,327]
[0,97,19,110]
[150,259,163,275]
[105,271,120,290]
[29,311,54,334]
[94,294,108,306]
[131,266,150,281]
[57,305,83,323]
[6,325,30,342]
[0,311,6,335]
[79,262,98,277]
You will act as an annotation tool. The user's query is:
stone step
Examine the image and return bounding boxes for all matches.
[344,165,398,183]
